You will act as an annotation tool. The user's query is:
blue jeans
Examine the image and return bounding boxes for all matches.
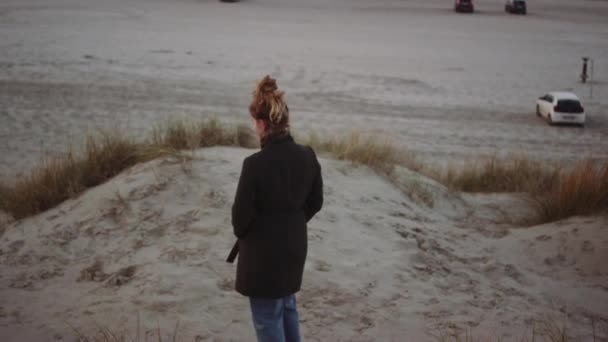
[249,294,301,342]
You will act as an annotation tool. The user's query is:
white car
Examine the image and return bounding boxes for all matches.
[536,92,586,127]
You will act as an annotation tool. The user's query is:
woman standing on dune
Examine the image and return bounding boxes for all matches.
[229,75,324,342]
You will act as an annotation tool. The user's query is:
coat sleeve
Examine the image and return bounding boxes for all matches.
[232,157,256,238]
[305,148,323,222]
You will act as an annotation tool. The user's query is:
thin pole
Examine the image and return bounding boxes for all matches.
[590,59,594,100]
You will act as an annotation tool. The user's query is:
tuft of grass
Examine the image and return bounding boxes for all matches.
[0,119,258,220]
[79,134,151,189]
[152,118,258,150]
[430,313,608,342]
[439,156,560,193]
[300,131,433,206]
[531,159,608,223]
[302,131,420,175]
[66,314,183,342]
[439,155,608,223]
[0,132,150,219]
[152,119,196,150]
[429,322,477,342]
[533,313,569,342]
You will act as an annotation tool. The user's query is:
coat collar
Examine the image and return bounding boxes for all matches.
[261,131,293,149]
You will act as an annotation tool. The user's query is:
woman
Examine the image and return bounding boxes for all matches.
[230,75,323,342]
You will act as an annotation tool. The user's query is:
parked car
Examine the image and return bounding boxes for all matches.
[454,0,474,13]
[505,0,527,14]
[536,92,586,127]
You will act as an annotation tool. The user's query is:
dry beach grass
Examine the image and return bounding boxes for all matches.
[439,156,560,194]
[66,314,182,342]
[531,159,608,223]
[303,131,422,175]
[0,134,147,219]
[69,311,608,342]
[437,156,608,223]
[0,119,257,219]
[0,120,607,224]
[430,312,608,342]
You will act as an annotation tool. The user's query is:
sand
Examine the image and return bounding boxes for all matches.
[1,0,608,177]
[0,148,606,341]
[1,0,608,340]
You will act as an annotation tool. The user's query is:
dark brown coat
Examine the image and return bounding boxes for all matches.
[231,134,323,298]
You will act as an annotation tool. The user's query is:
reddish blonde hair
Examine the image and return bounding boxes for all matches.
[249,75,289,134]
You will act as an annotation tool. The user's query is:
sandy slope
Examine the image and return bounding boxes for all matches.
[0,148,606,341]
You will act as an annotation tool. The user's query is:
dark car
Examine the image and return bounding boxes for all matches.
[454,0,474,13]
[505,0,527,14]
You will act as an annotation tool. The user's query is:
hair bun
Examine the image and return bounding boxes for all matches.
[249,74,290,130]
[258,75,278,94]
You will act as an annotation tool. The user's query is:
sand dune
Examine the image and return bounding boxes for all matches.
[0,148,606,341]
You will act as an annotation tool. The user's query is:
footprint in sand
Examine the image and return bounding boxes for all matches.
[544,254,569,267]
[504,264,532,285]
[396,229,411,239]
[416,236,431,251]
[535,234,551,241]
[160,246,189,263]
[9,274,33,290]
[7,239,24,254]
[45,226,79,246]
[105,265,137,287]
[38,266,64,280]
[480,258,498,273]
[321,210,338,223]
[9,309,25,324]
[78,260,108,282]
[426,297,440,305]
[216,277,234,292]
[582,240,594,253]
[412,227,426,235]
[205,189,227,208]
